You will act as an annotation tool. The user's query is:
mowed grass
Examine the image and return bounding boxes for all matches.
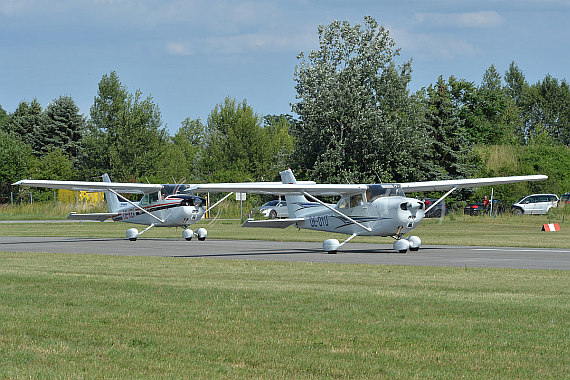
[0,252,568,379]
[0,212,569,248]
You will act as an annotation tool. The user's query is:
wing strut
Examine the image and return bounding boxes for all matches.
[425,186,458,214]
[302,192,372,233]
[108,189,165,224]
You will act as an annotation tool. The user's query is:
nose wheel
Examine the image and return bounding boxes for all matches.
[182,227,207,241]
[393,235,421,253]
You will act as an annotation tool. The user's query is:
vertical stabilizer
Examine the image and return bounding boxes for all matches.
[102,173,120,213]
[280,169,308,218]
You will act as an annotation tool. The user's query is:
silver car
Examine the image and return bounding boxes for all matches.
[260,200,288,219]
[511,194,559,215]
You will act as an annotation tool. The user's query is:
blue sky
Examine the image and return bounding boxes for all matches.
[1,0,568,133]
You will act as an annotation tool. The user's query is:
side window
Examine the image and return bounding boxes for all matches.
[350,194,363,208]
[524,197,534,204]
[338,197,349,209]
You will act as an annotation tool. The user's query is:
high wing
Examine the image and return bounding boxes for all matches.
[12,179,162,194]
[400,175,548,193]
[191,183,367,196]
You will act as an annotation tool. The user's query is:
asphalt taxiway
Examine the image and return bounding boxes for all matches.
[0,236,568,269]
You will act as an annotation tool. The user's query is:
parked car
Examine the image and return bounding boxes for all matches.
[423,198,449,218]
[259,200,288,219]
[559,192,570,206]
[511,194,559,215]
[464,199,505,216]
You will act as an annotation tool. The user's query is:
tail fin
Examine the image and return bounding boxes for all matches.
[102,173,120,213]
[280,169,308,218]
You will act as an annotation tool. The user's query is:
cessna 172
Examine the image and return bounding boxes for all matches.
[13,174,212,241]
[13,174,316,241]
[191,169,547,253]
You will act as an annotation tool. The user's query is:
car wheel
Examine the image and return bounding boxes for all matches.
[512,207,523,216]
[434,209,442,218]
[269,210,277,219]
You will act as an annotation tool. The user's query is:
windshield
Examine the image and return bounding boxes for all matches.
[162,184,192,196]
[262,200,279,207]
[365,184,405,202]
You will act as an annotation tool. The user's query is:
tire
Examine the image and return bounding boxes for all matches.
[512,207,523,216]
[434,209,442,218]
[269,210,277,219]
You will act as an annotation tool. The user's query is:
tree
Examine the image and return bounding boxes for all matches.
[41,96,85,158]
[424,76,474,179]
[0,131,31,198]
[201,98,292,182]
[292,16,431,183]
[6,99,46,156]
[80,71,168,181]
[0,105,9,131]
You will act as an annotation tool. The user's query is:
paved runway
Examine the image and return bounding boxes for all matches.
[0,236,568,269]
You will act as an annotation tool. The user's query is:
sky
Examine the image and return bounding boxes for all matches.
[1,0,569,134]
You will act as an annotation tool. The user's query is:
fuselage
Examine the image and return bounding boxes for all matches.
[287,184,425,237]
[111,187,206,227]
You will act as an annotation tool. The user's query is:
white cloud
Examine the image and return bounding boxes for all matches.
[165,41,194,56]
[415,11,504,29]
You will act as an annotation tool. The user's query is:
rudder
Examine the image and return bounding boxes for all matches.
[102,173,121,213]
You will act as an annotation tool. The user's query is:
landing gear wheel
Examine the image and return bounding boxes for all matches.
[182,229,193,241]
[196,228,207,241]
[323,238,340,254]
[393,239,410,253]
[126,228,139,241]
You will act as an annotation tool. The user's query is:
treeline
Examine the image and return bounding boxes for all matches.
[1,16,569,203]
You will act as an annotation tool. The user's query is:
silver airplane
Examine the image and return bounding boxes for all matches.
[191,169,547,253]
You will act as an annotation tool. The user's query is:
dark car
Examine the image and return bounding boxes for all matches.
[559,193,570,206]
[423,198,449,218]
[464,199,505,216]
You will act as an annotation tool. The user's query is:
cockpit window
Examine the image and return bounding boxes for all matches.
[365,184,404,202]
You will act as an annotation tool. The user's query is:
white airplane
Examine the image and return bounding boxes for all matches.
[13,174,316,241]
[13,174,221,241]
[191,169,548,253]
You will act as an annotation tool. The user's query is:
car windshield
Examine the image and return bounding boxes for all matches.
[262,200,279,207]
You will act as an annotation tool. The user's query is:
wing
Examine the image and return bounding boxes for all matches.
[400,175,548,193]
[12,179,162,194]
[191,183,367,196]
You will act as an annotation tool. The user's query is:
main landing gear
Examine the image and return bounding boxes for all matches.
[321,233,422,254]
[126,224,208,241]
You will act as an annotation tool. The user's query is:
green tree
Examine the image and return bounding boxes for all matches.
[41,96,85,158]
[0,105,9,131]
[80,71,168,181]
[292,16,431,183]
[424,76,474,179]
[0,131,31,197]
[202,98,292,182]
[6,99,46,155]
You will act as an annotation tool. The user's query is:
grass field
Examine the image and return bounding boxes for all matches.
[1,206,569,378]
[0,253,568,378]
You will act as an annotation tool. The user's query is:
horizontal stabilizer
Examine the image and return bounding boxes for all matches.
[67,212,117,222]
[241,218,305,229]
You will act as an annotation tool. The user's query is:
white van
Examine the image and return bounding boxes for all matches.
[511,194,559,215]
